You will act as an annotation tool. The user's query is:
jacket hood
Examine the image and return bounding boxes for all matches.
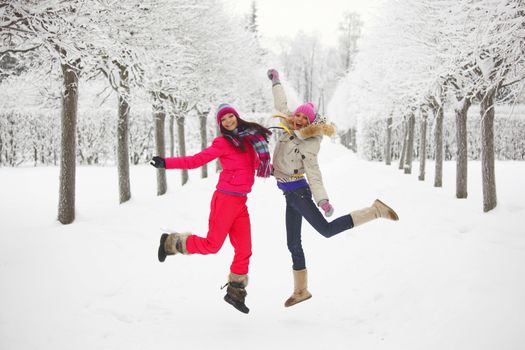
[298,122,336,138]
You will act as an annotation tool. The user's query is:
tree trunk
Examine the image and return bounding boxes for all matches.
[340,130,348,148]
[33,143,37,167]
[0,133,3,166]
[455,98,472,198]
[351,128,357,152]
[199,111,208,179]
[58,59,80,224]
[7,121,16,166]
[169,114,175,157]
[341,129,349,149]
[434,105,444,187]
[385,116,392,165]
[418,109,428,181]
[153,97,167,195]
[177,116,188,185]
[398,119,408,170]
[404,113,415,174]
[480,88,497,212]
[117,66,131,204]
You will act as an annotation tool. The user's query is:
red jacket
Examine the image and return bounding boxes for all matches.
[165,136,258,194]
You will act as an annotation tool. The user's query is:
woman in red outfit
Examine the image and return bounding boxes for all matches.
[150,103,271,314]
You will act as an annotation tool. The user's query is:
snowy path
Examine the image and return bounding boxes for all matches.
[1,140,524,350]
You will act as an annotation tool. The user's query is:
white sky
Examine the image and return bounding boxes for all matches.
[224,0,380,49]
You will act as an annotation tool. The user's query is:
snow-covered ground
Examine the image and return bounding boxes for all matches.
[1,140,524,350]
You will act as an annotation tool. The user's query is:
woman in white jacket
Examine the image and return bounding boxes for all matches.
[267,69,399,307]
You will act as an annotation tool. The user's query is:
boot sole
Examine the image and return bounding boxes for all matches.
[158,233,169,262]
[375,199,399,221]
[284,294,312,307]
[224,294,250,314]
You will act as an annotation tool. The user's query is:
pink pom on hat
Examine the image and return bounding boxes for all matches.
[294,102,316,123]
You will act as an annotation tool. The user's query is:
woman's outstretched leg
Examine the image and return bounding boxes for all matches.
[287,188,353,238]
[350,199,399,226]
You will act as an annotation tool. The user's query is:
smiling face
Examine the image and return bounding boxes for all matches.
[290,112,310,130]
[220,113,238,131]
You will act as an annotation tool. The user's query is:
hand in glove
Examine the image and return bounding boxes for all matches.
[267,68,280,85]
[319,199,334,217]
[150,156,166,169]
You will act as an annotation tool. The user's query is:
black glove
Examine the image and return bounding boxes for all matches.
[150,156,166,169]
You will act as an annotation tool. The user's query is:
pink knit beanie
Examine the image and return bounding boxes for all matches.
[216,103,239,125]
[294,102,316,123]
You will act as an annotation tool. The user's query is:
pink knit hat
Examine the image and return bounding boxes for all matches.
[294,102,316,123]
[216,103,239,125]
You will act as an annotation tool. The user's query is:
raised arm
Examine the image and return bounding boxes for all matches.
[267,69,292,115]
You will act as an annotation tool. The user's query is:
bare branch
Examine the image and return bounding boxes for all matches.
[0,44,42,55]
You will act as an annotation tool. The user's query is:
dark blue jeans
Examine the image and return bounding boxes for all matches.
[284,186,354,270]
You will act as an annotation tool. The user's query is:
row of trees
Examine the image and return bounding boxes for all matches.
[329,0,525,212]
[0,108,157,167]
[0,100,235,167]
[357,105,525,161]
[1,0,270,223]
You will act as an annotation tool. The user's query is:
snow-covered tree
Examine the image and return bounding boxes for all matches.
[1,0,106,224]
[87,1,152,203]
[337,11,363,74]
[468,0,525,211]
[279,32,341,115]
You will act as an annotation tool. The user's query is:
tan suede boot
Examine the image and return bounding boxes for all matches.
[158,233,191,262]
[350,199,399,227]
[285,269,312,307]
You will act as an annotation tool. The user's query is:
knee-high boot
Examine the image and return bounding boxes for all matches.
[285,268,312,307]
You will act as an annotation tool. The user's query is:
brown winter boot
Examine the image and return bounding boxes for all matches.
[285,269,312,307]
[350,199,399,227]
[224,273,250,314]
[158,233,191,262]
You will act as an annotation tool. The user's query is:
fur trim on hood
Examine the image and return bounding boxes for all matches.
[273,113,336,139]
[298,122,336,138]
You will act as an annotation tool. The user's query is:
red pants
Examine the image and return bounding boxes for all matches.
[186,191,252,275]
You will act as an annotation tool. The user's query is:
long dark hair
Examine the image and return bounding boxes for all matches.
[220,116,272,151]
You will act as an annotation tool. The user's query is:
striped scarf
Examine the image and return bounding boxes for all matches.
[225,127,271,178]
